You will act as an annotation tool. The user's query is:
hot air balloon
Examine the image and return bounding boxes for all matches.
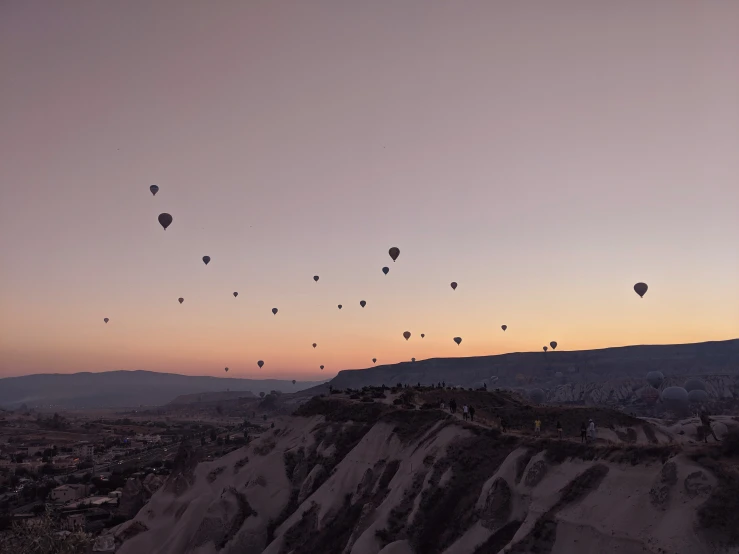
[224,367,229,372]
[641,386,659,405]
[292,380,296,385]
[158,213,173,230]
[454,337,462,345]
[312,343,317,349]
[450,282,457,290]
[646,371,664,389]
[360,300,366,308]
[389,247,400,262]
[661,386,689,414]
[320,365,324,370]
[684,379,706,393]
[634,282,648,298]
[501,325,507,331]
[103,318,109,323]
[529,388,545,404]
[543,346,548,352]
[337,304,342,310]
[178,298,184,304]
[382,267,389,275]
[688,389,709,404]
[550,341,558,350]
[233,292,238,297]
[257,360,264,368]
[150,185,159,196]
[202,256,211,265]
[411,358,416,362]
[372,358,377,364]
[272,308,278,315]
[403,331,411,341]
[313,276,319,282]
[421,334,425,338]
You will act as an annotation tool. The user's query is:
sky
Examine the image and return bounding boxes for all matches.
[1,1,738,380]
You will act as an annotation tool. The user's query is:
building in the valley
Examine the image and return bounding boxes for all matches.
[73,442,94,459]
[50,484,88,503]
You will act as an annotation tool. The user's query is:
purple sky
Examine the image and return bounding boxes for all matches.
[1,1,737,379]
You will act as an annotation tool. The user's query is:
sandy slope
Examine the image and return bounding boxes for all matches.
[110,400,735,554]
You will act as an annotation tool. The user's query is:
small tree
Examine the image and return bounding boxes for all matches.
[1,512,91,553]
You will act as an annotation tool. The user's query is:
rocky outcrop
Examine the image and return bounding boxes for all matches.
[298,464,326,505]
[143,474,163,497]
[119,478,145,519]
[684,470,713,499]
[649,461,678,509]
[477,477,512,529]
[524,460,548,487]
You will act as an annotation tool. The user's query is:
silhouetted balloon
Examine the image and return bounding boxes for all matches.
[312,343,317,348]
[338,304,342,310]
[634,282,648,298]
[224,367,228,372]
[550,341,558,350]
[389,247,400,262]
[382,267,389,275]
[292,380,296,385]
[178,298,184,304]
[403,331,411,341]
[646,371,664,389]
[103,318,109,323]
[688,389,709,404]
[661,386,689,412]
[411,358,416,362]
[233,292,238,297]
[372,358,377,364]
[453,337,462,345]
[272,308,278,315]
[421,334,425,338]
[150,185,159,196]
[320,365,324,370]
[360,300,366,308]
[684,379,707,393]
[202,256,211,265]
[257,360,264,368]
[641,386,659,405]
[313,275,319,282]
[158,213,173,230]
[501,325,507,331]
[450,282,457,290]
[543,346,548,352]
[529,388,545,404]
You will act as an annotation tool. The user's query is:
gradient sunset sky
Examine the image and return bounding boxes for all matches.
[1,1,737,380]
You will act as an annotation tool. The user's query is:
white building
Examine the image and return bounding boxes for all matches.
[50,484,87,503]
[73,443,94,459]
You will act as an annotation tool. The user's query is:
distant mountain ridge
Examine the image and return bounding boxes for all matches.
[330,339,739,390]
[0,370,325,410]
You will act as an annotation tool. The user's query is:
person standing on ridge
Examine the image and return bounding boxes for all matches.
[500,417,508,433]
[587,419,596,442]
[534,418,541,436]
[580,422,587,443]
[462,404,469,421]
[556,420,563,439]
[700,409,721,442]
[469,406,476,422]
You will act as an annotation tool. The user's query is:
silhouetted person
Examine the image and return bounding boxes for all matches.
[556,420,563,439]
[462,404,469,421]
[534,418,541,436]
[449,399,457,414]
[500,417,508,433]
[700,410,720,442]
[469,406,475,422]
[580,422,587,443]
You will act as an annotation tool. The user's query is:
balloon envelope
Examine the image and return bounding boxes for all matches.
[501,325,507,331]
[103,318,109,323]
[450,282,457,290]
[388,247,400,262]
[337,304,342,310]
[543,346,548,352]
[550,341,558,350]
[233,292,238,297]
[646,371,665,389]
[688,389,709,404]
[641,386,659,405]
[292,380,296,385]
[320,365,324,370]
[661,386,689,412]
[403,331,411,340]
[684,379,706,393]
[272,308,278,315]
[529,388,545,404]
[421,334,425,338]
[150,185,159,196]
[453,337,462,345]
[372,358,377,363]
[382,267,389,275]
[312,343,317,348]
[313,276,319,282]
[257,360,264,368]
[224,367,228,372]
[360,300,366,307]
[158,213,173,230]
[178,298,184,304]
[634,282,648,298]
[202,256,210,265]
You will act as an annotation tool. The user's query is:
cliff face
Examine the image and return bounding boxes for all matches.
[111,396,739,554]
